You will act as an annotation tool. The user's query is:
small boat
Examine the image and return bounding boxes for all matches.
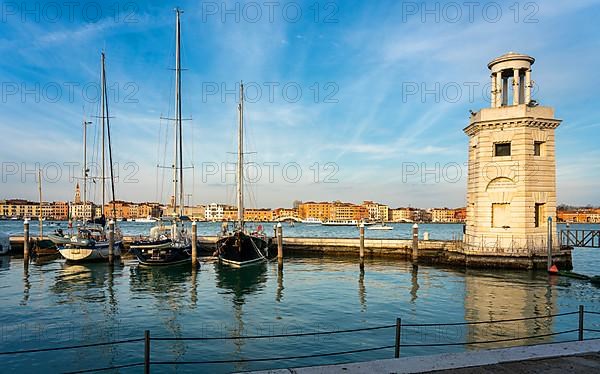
[32,239,58,257]
[130,222,174,250]
[130,9,193,268]
[48,231,74,245]
[322,220,375,226]
[131,223,192,267]
[132,239,191,267]
[56,224,122,262]
[216,229,269,267]
[215,83,270,267]
[367,223,393,230]
[133,216,158,223]
[322,220,359,226]
[301,218,323,224]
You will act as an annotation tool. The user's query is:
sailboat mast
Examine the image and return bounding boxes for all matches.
[176,8,184,218]
[83,118,87,206]
[100,52,106,217]
[103,55,117,220]
[38,169,42,238]
[237,82,244,228]
[82,117,91,209]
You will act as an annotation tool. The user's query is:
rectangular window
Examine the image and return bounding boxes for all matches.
[535,203,545,228]
[494,142,511,157]
[534,141,544,156]
[492,203,511,228]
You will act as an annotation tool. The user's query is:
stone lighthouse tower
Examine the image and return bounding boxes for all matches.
[464,52,561,255]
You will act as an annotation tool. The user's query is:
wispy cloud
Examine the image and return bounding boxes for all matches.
[0,0,598,207]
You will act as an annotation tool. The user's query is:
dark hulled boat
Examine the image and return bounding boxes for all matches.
[132,222,191,267]
[132,243,191,267]
[215,83,271,267]
[216,230,269,267]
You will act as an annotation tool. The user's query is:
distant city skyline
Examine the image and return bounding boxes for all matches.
[1,1,599,207]
[1,194,597,211]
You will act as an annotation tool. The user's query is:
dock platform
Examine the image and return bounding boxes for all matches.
[246,339,600,373]
[7,235,572,270]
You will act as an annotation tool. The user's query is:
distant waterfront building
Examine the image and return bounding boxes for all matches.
[205,203,226,221]
[413,209,431,223]
[557,208,600,223]
[70,202,94,220]
[454,207,467,222]
[390,208,415,222]
[331,201,369,221]
[182,205,205,221]
[362,201,390,221]
[429,207,466,223]
[223,206,238,221]
[99,201,162,220]
[52,201,70,220]
[0,199,69,220]
[274,208,299,220]
[464,52,560,253]
[430,208,457,223]
[244,209,274,222]
[298,202,333,221]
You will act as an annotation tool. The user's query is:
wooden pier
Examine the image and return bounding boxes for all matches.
[8,234,573,270]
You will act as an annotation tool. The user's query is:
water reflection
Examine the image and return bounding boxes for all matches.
[276,267,284,303]
[214,263,268,306]
[0,255,10,270]
[48,262,123,369]
[358,270,366,311]
[464,271,557,349]
[32,253,61,267]
[130,265,192,362]
[22,260,30,306]
[191,267,198,307]
[52,263,115,303]
[410,266,419,304]
[215,263,268,372]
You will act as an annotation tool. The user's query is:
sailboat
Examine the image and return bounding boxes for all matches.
[131,9,192,267]
[50,52,123,262]
[33,169,59,257]
[215,83,270,267]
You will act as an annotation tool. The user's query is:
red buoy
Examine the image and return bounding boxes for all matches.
[549,264,559,274]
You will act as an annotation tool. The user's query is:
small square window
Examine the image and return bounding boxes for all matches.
[534,141,544,156]
[535,203,545,227]
[494,143,511,157]
[492,203,511,228]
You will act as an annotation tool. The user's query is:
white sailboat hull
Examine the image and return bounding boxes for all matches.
[219,256,266,268]
[59,242,122,262]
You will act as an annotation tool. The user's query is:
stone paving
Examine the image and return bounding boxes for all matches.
[247,340,600,374]
[429,352,600,373]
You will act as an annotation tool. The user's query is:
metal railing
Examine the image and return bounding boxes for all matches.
[560,229,600,248]
[1,306,599,373]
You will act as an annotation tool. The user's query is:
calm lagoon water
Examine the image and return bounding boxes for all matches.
[1,222,600,373]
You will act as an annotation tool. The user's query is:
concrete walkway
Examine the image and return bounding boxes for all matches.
[246,339,600,374]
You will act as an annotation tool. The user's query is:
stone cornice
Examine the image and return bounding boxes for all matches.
[464,117,562,136]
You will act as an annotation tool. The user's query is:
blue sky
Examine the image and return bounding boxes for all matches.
[1,0,599,208]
